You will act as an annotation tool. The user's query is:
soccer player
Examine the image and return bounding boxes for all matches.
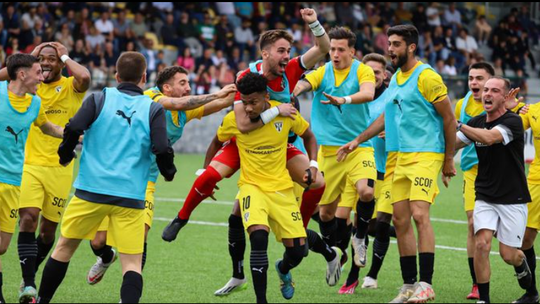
[453,62,526,300]
[292,27,376,273]
[0,53,66,303]
[37,52,176,304]
[164,8,331,295]
[0,42,91,303]
[86,66,236,284]
[337,55,397,293]
[216,72,316,303]
[385,25,456,303]
[453,77,532,304]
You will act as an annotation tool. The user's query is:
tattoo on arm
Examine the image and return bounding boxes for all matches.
[171,94,217,108]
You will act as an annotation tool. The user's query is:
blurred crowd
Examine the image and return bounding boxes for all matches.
[0,2,538,96]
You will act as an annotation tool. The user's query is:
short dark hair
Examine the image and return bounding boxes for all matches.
[328,27,357,48]
[237,72,268,95]
[6,54,39,80]
[362,53,387,67]
[490,76,511,94]
[387,25,419,54]
[156,66,189,91]
[259,30,293,51]
[469,62,495,76]
[116,52,147,84]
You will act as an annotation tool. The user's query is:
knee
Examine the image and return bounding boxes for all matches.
[19,210,38,230]
[249,229,269,250]
[412,211,430,228]
[319,209,334,223]
[475,239,491,254]
[285,240,305,268]
[358,187,374,202]
[39,231,56,244]
[91,237,107,250]
[500,250,515,265]
[393,213,410,228]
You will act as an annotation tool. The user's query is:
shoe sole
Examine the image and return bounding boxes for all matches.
[214,283,248,297]
[19,294,37,304]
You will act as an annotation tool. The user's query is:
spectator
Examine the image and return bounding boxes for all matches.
[6,37,20,56]
[3,5,21,40]
[215,15,234,52]
[507,13,524,35]
[0,19,8,47]
[419,30,436,66]
[356,25,374,56]
[130,12,148,39]
[443,2,462,33]
[126,40,137,52]
[519,5,539,47]
[234,18,256,60]
[198,13,216,48]
[493,57,505,76]
[365,3,381,28]
[195,65,212,95]
[432,25,450,61]
[161,13,178,47]
[218,63,235,86]
[492,40,510,70]
[335,3,355,28]
[88,43,106,88]
[490,20,511,48]
[435,58,445,74]
[18,20,34,51]
[318,2,337,25]
[288,23,302,42]
[216,2,241,28]
[520,31,536,70]
[374,24,390,56]
[95,11,114,42]
[211,49,228,67]
[395,2,413,24]
[60,9,76,32]
[456,28,479,64]
[36,3,52,27]
[21,6,42,30]
[178,12,198,39]
[0,45,6,68]
[86,25,106,51]
[507,35,526,73]
[380,2,395,23]
[227,46,243,71]
[442,56,458,76]
[55,23,74,52]
[113,9,134,52]
[70,39,90,67]
[73,7,92,42]
[412,3,429,33]
[352,4,367,25]
[140,38,158,79]
[177,47,196,73]
[196,48,214,70]
[426,2,442,28]
[475,15,492,46]
[24,35,41,54]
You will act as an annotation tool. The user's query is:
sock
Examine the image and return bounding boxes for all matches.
[389,226,397,238]
[355,199,375,239]
[306,229,336,262]
[279,240,304,274]
[229,214,246,280]
[524,247,538,295]
[91,242,115,264]
[38,258,70,303]
[0,272,5,304]
[120,271,143,303]
[178,166,222,220]
[311,212,321,224]
[336,218,352,253]
[468,257,477,285]
[300,186,325,228]
[142,243,147,271]
[367,221,391,280]
[346,243,361,286]
[400,256,417,285]
[18,232,38,288]
[478,282,490,303]
[250,230,269,304]
[419,252,435,285]
[36,236,54,271]
[319,217,338,247]
[515,259,527,274]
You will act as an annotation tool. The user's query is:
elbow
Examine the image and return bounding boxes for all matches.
[80,72,92,86]
[238,126,250,134]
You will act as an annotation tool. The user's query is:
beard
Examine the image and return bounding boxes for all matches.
[393,53,409,69]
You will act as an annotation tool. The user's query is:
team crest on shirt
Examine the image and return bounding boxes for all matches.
[274,122,283,132]
[55,86,62,93]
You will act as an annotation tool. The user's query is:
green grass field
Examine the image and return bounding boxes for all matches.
[2,154,537,303]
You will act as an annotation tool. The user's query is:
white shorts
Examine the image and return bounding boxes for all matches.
[473,200,528,248]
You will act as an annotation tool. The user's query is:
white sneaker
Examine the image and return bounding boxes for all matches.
[407,282,435,303]
[214,277,248,296]
[326,247,342,286]
[362,276,378,289]
[390,284,415,303]
[352,236,367,267]
[87,249,118,285]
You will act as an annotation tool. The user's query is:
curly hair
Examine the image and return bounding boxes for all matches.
[156,66,189,91]
[236,72,268,95]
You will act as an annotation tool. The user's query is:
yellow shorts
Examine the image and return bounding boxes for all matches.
[527,183,540,230]
[98,181,156,232]
[463,166,478,212]
[393,155,442,204]
[0,183,20,233]
[19,164,74,223]
[238,184,306,242]
[319,147,376,206]
[61,196,145,254]
[375,152,399,216]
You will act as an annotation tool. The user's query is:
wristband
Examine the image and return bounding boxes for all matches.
[309,160,319,169]
[234,100,242,105]
[60,55,71,63]
[260,107,279,125]
[195,169,206,176]
[309,20,326,37]
[344,96,352,104]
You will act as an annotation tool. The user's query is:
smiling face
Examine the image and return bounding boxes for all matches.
[38,46,63,83]
[482,78,508,114]
[163,72,191,98]
[330,39,354,70]
[261,38,291,77]
[365,60,386,89]
[23,63,45,95]
[469,68,491,101]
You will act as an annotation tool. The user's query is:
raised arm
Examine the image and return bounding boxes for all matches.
[160,84,237,112]
[299,8,331,69]
[202,92,235,117]
[50,42,91,93]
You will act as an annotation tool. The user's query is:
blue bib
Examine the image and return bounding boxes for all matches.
[0,81,41,186]
[312,60,372,147]
[75,87,153,200]
[459,91,481,171]
[369,89,388,173]
[386,64,445,153]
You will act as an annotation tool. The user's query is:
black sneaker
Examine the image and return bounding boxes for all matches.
[162,217,188,242]
[512,292,540,303]
[516,259,533,290]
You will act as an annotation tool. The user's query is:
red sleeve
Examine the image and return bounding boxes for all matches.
[234,68,250,101]
[285,56,307,93]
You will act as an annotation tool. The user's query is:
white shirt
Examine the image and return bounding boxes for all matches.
[444,9,461,25]
[234,27,254,44]
[456,35,478,53]
[95,19,114,34]
[216,2,236,15]
[427,7,441,27]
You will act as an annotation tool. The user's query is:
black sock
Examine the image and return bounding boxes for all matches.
[419,252,435,285]
[400,256,417,285]
[121,271,143,303]
[346,243,361,286]
[478,282,490,303]
[306,229,336,262]
[18,232,38,288]
[355,199,375,239]
[311,212,321,224]
[515,259,527,274]
[367,221,391,280]
[250,230,269,304]
[319,217,337,247]
[229,214,246,280]
[524,247,538,295]
[142,243,147,271]
[0,272,5,304]
[389,226,397,238]
[38,258,70,303]
[468,257,477,285]
[36,236,54,271]
[90,242,115,264]
[279,240,304,274]
[336,219,352,253]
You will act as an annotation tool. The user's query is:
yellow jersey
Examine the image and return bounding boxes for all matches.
[24,77,86,166]
[144,88,204,126]
[217,100,310,192]
[521,102,540,184]
[305,61,375,91]
[455,94,525,119]
[8,91,47,127]
[396,61,448,164]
